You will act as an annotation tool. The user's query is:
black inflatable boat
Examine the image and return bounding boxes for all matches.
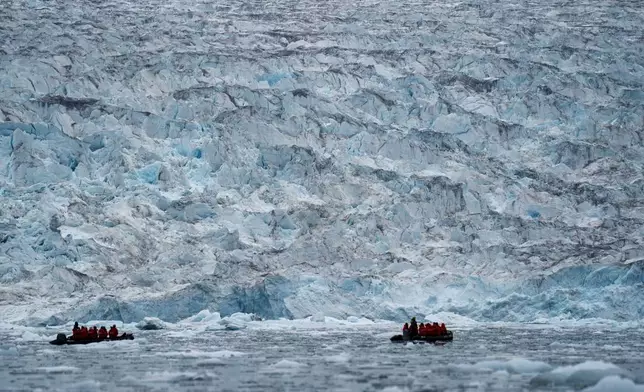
[390,331,453,343]
[49,333,134,345]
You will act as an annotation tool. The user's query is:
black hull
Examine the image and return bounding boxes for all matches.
[390,331,453,343]
[49,333,134,345]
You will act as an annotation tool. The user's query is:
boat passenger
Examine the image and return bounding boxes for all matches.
[409,317,418,337]
[108,325,119,338]
[98,326,108,339]
[402,323,410,338]
[79,326,89,339]
[88,326,98,339]
[72,322,80,339]
[440,323,447,334]
[419,323,426,336]
[433,322,440,335]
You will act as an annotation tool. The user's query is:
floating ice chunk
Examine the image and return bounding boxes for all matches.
[474,358,552,374]
[600,344,625,351]
[347,316,360,323]
[208,350,246,358]
[582,376,644,392]
[324,352,351,364]
[136,317,167,330]
[38,366,78,373]
[531,361,633,389]
[185,310,221,323]
[264,359,306,372]
[222,322,247,331]
[218,313,254,330]
[19,331,44,342]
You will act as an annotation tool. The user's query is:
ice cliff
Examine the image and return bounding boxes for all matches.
[0,0,643,325]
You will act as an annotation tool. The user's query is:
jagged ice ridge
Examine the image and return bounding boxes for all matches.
[0,0,643,325]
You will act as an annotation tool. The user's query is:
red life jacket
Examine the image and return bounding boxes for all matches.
[88,327,98,339]
[79,327,88,339]
[109,327,118,338]
[440,323,447,334]
[72,327,79,338]
[98,328,108,339]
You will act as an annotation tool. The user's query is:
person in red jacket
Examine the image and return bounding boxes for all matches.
[432,322,440,335]
[72,322,80,339]
[418,323,426,336]
[79,326,89,339]
[402,322,410,338]
[440,323,447,334]
[108,325,119,338]
[98,326,108,339]
[88,326,98,339]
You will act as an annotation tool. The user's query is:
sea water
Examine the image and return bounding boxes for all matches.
[1,324,643,391]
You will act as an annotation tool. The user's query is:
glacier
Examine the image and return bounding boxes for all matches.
[0,0,643,326]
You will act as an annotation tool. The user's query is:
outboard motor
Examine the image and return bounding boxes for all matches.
[55,333,67,343]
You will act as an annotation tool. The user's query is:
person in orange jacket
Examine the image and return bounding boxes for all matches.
[108,325,119,338]
[98,326,108,339]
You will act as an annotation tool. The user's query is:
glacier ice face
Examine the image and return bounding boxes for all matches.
[0,0,643,325]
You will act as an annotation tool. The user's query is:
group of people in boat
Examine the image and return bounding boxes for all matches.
[72,322,119,340]
[402,317,447,337]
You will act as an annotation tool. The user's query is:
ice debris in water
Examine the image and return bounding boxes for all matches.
[530,361,634,389]
[183,310,221,323]
[18,331,44,342]
[474,358,552,374]
[582,376,644,392]
[38,366,78,373]
[215,312,261,330]
[263,359,307,373]
[136,317,167,330]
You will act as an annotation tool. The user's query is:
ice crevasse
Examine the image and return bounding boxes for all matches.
[0,0,643,325]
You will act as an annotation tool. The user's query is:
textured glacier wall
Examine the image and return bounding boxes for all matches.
[0,0,643,325]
